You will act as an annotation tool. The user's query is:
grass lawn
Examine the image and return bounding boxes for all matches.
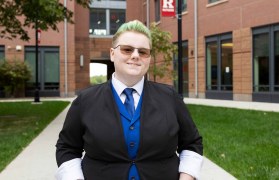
[188,104,279,180]
[0,101,70,172]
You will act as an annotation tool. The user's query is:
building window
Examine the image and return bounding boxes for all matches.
[110,9,126,35]
[173,41,189,97]
[176,0,187,13]
[253,24,279,92]
[90,9,106,35]
[275,30,279,91]
[0,46,4,97]
[89,8,125,36]
[0,46,4,61]
[206,33,233,91]
[208,0,220,3]
[89,0,126,36]
[155,0,160,22]
[25,47,60,96]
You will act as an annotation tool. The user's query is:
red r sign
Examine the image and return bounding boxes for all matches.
[161,0,176,17]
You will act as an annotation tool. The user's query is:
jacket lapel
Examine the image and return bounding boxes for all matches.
[103,80,130,158]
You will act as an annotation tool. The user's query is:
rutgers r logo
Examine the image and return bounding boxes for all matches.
[162,0,174,9]
[161,0,175,16]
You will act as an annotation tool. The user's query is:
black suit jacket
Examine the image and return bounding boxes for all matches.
[56,80,203,180]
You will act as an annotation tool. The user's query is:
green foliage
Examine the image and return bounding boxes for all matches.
[0,59,31,97]
[90,75,107,85]
[188,104,279,179]
[0,0,92,41]
[150,23,177,81]
[0,101,70,172]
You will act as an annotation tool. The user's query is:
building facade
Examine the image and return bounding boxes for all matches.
[1,0,279,103]
[0,0,127,98]
[89,0,126,80]
[0,1,91,97]
[127,0,279,103]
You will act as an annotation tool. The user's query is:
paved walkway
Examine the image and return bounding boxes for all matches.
[5,97,278,179]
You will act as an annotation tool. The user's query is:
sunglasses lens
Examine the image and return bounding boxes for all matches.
[120,45,134,55]
[138,48,150,58]
[117,45,151,58]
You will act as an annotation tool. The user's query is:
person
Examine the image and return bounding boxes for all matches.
[56,20,203,180]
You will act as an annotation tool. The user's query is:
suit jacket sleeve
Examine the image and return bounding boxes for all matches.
[173,90,203,155]
[56,95,84,167]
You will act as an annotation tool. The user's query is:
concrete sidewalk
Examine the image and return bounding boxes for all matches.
[0,97,246,180]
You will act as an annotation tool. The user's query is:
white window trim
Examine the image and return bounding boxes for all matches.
[206,0,229,8]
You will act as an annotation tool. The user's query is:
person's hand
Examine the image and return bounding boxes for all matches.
[179,173,195,180]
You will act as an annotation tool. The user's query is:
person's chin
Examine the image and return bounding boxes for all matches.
[126,69,143,77]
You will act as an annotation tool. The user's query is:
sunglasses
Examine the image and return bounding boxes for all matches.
[113,45,151,58]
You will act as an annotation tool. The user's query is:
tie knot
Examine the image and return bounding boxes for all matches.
[123,88,134,96]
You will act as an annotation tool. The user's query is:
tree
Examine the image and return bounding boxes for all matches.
[150,23,177,82]
[90,75,107,85]
[0,0,92,41]
[0,59,32,97]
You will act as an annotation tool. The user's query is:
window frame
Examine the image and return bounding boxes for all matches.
[0,45,5,97]
[24,46,60,97]
[205,33,233,100]
[252,24,279,102]
[89,0,126,37]
[155,0,161,22]
[0,45,4,61]
[208,0,220,3]
[176,0,187,13]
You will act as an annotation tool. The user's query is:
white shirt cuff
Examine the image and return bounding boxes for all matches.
[179,150,203,179]
[55,158,84,180]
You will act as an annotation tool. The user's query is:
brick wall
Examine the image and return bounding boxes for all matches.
[126,0,279,101]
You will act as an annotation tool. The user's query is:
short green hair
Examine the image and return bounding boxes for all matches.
[112,20,152,48]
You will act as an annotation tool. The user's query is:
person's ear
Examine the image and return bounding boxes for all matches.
[110,48,115,62]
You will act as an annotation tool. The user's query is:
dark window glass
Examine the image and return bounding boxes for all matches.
[25,47,59,91]
[253,33,270,92]
[221,40,233,90]
[44,52,59,90]
[273,30,279,91]
[89,9,107,35]
[0,46,4,61]
[0,46,4,96]
[206,42,218,90]
[110,9,125,35]
[155,0,160,22]
[206,34,233,91]
[275,31,279,91]
[176,0,187,12]
[209,0,220,3]
[25,51,40,83]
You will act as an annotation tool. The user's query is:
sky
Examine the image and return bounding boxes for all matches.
[90,63,107,77]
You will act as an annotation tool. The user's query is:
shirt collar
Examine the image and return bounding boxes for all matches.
[111,73,144,96]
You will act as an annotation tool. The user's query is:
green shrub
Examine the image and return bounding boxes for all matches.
[0,59,31,97]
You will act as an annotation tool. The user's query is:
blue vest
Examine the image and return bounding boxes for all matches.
[111,85,143,180]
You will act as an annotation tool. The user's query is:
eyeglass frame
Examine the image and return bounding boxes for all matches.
[113,45,152,58]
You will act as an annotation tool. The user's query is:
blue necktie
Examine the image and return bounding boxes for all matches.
[123,88,135,116]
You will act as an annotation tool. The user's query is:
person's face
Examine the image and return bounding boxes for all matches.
[110,31,151,85]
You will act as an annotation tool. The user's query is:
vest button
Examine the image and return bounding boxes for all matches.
[131,177,136,180]
[129,142,135,147]
[129,126,134,130]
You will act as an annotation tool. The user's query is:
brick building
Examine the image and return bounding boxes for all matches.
[0,0,126,98]
[0,1,90,97]
[1,0,279,103]
[126,0,279,103]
